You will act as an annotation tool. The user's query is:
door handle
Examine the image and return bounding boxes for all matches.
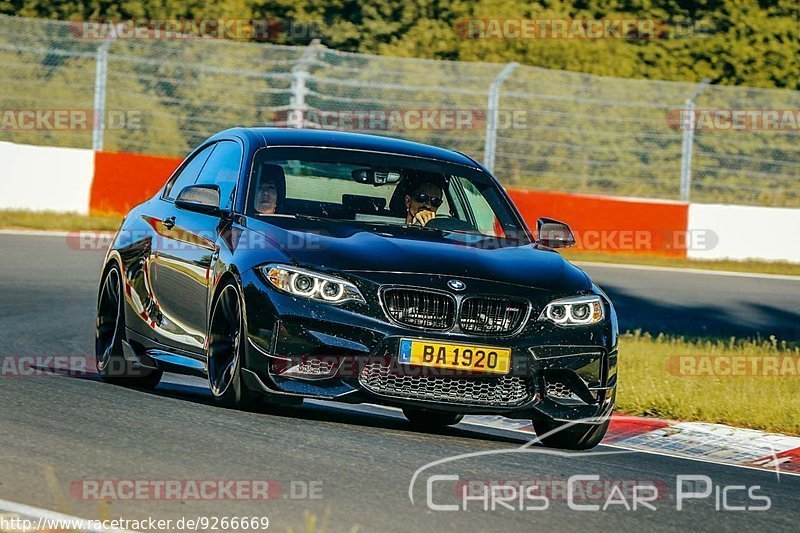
[162,216,176,230]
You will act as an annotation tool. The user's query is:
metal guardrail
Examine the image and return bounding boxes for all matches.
[0,15,798,206]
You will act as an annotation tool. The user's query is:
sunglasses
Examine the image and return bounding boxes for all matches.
[412,192,443,208]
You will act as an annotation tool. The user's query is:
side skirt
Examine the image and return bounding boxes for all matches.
[125,328,207,377]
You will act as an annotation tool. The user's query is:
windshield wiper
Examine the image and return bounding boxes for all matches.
[294,213,334,222]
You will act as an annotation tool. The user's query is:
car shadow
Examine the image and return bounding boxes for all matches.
[154,378,533,446]
[44,364,532,446]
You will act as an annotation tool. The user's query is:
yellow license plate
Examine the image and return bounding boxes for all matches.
[398,338,511,374]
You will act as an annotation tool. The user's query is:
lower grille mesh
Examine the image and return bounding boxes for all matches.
[545,378,581,400]
[359,361,530,407]
[293,359,335,375]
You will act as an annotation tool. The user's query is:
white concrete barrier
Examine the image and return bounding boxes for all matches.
[0,141,94,214]
[688,203,800,263]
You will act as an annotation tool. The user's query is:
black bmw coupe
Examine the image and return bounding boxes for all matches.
[96,128,618,449]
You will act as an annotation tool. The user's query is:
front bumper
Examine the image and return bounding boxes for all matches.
[239,268,618,422]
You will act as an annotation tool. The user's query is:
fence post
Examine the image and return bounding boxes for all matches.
[483,62,518,173]
[91,40,112,151]
[289,39,322,128]
[679,79,710,202]
[91,26,122,151]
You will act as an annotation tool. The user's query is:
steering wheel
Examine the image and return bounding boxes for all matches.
[425,214,476,232]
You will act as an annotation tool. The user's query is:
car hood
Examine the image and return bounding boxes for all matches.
[245,217,590,292]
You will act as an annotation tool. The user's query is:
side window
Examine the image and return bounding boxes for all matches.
[195,141,242,210]
[164,144,215,200]
[446,178,468,220]
[458,177,502,236]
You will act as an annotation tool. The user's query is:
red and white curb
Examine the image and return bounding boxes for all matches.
[307,401,800,476]
[465,414,800,476]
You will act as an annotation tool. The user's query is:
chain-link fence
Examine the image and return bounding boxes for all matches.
[1,15,798,206]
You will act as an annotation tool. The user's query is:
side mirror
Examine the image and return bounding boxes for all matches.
[537,217,576,249]
[175,184,221,215]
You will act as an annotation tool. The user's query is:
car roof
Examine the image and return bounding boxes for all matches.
[209,127,484,170]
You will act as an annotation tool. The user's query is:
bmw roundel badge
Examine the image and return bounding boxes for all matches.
[447,279,466,291]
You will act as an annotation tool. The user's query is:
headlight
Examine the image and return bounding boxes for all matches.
[261,264,365,304]
[540,295,604,326]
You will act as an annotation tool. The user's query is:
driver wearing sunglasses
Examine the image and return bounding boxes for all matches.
[405,180,444,226]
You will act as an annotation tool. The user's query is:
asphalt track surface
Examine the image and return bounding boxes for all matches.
[579,262,800,340]
[0,233,798,532]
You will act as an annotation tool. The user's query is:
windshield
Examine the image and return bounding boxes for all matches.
[246,147,529,243]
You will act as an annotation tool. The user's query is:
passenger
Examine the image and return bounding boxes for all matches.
[254,164,286,215]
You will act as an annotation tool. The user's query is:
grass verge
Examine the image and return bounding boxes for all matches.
[0,209,122,231]
[618,331,800,435]
[562,250,800,276]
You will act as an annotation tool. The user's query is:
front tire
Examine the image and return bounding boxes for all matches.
[207,281,261,410]
[95,263,162,388]
[403,407,464,429]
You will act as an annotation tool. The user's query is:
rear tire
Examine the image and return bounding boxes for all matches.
[532,417,610,450]
[403,407,464,429]
[95,263,162,388]
[207,281,261,410]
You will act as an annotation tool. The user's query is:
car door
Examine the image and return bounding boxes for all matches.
[150,140,242,354]
[131,143,214,346]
